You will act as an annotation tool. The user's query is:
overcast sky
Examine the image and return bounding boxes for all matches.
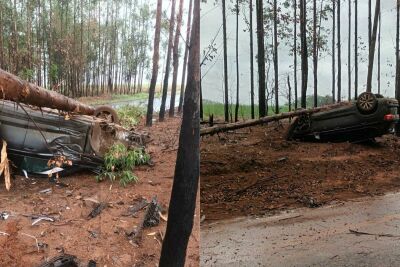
[200,0,398,105]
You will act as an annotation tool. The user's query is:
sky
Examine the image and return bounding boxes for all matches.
[200,0,398,105]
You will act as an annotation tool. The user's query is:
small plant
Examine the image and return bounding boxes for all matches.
[117,105,146,128]
[97,143,150,186]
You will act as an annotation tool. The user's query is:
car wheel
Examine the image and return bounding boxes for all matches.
[94,106,119,123]
[356,92,378,114]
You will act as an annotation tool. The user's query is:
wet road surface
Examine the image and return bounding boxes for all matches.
[201,192,400,266]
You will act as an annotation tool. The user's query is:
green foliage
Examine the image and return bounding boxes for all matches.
[116,105,146,128]
[97,143,150,186]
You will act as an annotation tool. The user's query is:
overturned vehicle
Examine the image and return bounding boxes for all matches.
[0,69,147,178]
[286,92,399,142]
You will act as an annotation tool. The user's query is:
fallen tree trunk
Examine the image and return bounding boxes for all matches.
[200,102,350,136]
[0,69,95,115]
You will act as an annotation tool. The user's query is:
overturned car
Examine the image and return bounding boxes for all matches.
[0,101,147,177]
[286,92,399,142]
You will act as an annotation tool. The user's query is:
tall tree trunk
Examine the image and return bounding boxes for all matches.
[368,0,372,46]
[273,0,279,113]
[294,0,298,109]
[169,0,185,117]
[159,0,176,121]
[178,0,193,113]
[377,4,381,94]
[396,0,400,101]
[158,0,199,265]
[222,0,229,121]
[146,0,162,126]
[337,0,341,102]
[313,0,317,107]
[235,0,240,121]
[354,0,358,99]
[256,0,266,117]
[366,0,381,92]
[249,0,255,119]
[332,0,336,103]
[287,75,292,112]
[348,0,351,100]
[300,0,308,108]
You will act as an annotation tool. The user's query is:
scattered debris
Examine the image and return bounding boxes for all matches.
[87,260,97,267]
[277,157,288,163]
[0,231,9,236]
[20,232,41,252]
[126,196,162,243]
[0,140,11,190]
[32,216,55,226]
[122,197,149,217]
[0,212,9,220]
[36,254,79,267]
[142,197,161,228]
[39,188,52,194]
[88,202,107,219]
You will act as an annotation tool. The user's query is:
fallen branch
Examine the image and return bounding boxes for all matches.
[200,102,350,136]
[348,229,400,238]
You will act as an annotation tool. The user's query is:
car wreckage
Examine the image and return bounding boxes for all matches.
[0,69,148,179]
[286,92,399,142]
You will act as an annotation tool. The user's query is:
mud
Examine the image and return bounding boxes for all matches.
[200,120,400,221]
[0,117,199,267]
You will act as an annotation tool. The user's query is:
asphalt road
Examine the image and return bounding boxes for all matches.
[201,193,400,267]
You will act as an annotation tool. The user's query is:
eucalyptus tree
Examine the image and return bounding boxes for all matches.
[159,0,176,121]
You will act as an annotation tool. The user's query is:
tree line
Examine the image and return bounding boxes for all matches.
[0,0,159,97]
[205,0,397,122]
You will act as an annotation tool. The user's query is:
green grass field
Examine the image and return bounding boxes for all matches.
[202,100,291,120]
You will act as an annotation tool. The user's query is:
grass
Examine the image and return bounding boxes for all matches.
[116,105,146,128]
[97,143,151,186]
[203,100,291,120]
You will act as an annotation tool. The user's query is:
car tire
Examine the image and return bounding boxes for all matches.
[356,92,378,114]
[94,106,119,123]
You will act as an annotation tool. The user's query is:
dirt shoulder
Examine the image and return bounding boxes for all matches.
[0,117,199,267]
[200,120,400,222]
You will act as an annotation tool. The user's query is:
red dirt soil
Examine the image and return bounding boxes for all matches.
[0,117,199,267]
[200,120,400,222]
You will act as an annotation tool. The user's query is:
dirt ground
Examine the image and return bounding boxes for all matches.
[0,117,199,267]
[200,120,400,221]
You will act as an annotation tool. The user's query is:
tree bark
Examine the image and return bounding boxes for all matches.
[377,4,381,94]
[146,0,163,126]
[169,0,185,117]
[159,0,176,121]
[300,0,308,108]
[235,0,240,122]
[348,0,351,101]
[396,0,400,101]
[294,0,298,109]
[313,0,317,107]
[366,0,380,93]
[178,0,193,113]
[249,0,255,119]
[159,0,200,265]
[337,0,341,102]
[0,69,95,115]
[354,0,358,99]
[256,0,266,117]
[222,0,229,122]
[273,0,279,113]
[332,0,336,102]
